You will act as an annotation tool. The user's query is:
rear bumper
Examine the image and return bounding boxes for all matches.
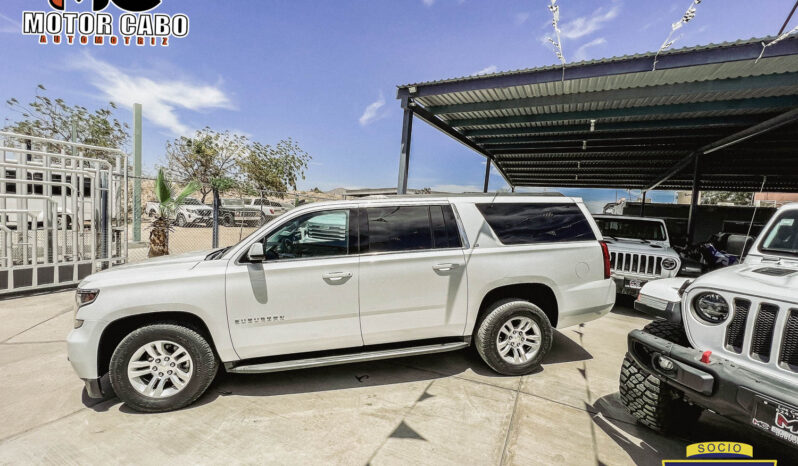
[627,329,798,446]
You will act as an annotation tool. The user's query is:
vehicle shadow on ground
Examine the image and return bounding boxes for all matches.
[85,329,592,413]
[588,393,798,465]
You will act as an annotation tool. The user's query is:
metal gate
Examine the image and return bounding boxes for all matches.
[0,131,128,296]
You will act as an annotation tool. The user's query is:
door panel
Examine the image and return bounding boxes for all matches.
[226,257,361,359]
[359,250,468,345]
[225,208,361,359]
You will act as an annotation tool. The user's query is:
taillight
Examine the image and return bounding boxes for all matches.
[599,241,611,279]
[269,208,275,214]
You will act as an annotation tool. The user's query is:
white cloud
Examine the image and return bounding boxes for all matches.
[574,37,607,61]
[514,12,530,25]
[73,53,233,135]
[472,65,498,76]
[559,4,621,40]
[358,92,388,126]
[422,0,435,6]
[0,13,20,33]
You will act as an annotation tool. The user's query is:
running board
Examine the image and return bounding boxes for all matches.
[227,341,469,374]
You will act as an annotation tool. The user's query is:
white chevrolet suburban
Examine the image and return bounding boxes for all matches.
[621,203,798,447]
[69,194,616,412]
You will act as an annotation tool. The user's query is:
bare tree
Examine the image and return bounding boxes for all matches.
[165,127,247,203]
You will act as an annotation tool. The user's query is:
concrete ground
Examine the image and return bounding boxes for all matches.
[0,292,795,465]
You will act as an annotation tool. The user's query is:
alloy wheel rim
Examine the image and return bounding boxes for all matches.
[496,316,541,365]
[127,340,193,398]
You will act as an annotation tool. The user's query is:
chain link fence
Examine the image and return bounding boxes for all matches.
[127,176,345,263]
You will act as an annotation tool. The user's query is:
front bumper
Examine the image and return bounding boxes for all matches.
[67,319,105,380]
[627,329,798,446]
[613,276,648,296]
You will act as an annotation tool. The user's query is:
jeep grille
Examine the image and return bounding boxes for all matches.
[609,252,663,277]
[717,295,798,374]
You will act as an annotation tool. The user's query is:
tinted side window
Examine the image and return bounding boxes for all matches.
[366,206,432,253]
[430,205,462,249]
[442,205,462,248]
[476,203,596,245]
[257,209,350,261]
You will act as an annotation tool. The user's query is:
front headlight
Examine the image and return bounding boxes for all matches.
[661,258,678,270]
[75,289,99,308]
[692,292,729,324]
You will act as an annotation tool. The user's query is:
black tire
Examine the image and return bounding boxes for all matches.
[175,214,187,227]
[475,299,554,375]
[619,320,702,432]
[222,214,234,227]
[109,323,219,413]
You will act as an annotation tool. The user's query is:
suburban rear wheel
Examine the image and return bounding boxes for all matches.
[619,320,702,432]
[109,324,218,413]
[475,299,553,375]
[175,214,187,227]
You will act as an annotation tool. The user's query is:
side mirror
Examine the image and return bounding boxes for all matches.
[247,242,266,262]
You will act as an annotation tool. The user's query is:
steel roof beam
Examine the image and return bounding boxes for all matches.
[424,72,798,115]
[462,117,762,137]
[397,37,798,98]
[479,133,722,146]
[645,107,798,190]
[406,101,513,186]
[446,96,798,128]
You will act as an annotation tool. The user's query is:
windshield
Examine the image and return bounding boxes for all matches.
[595,217,666,241]
[183,198,202,205]
[760,211,798,257]
[222,199,244,207]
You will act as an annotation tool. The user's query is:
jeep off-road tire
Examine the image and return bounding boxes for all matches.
[619,320,702,432]
[475,299,553,375]
[109,324,219,413]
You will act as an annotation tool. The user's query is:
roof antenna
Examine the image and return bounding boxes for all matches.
[741,176,767,262]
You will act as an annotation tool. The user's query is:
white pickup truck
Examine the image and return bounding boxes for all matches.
[68,194,616,412]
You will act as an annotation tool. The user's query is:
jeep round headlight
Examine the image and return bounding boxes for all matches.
[693,292,729,324]
[661,258,678,270]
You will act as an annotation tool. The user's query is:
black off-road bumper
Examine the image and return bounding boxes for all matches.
[627,330,798,447]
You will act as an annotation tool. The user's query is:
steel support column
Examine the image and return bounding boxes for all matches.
[397,99,413,195]
[483,158,491,193]
[640,191,646,217]
[686,155,701,245]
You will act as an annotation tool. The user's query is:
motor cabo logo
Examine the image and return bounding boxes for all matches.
[22,0,188,46]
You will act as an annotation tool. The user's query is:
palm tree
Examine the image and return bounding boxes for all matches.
[149,169,201,258]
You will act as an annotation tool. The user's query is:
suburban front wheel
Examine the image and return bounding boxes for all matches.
[109,324,219,413]
[475,299,553,375]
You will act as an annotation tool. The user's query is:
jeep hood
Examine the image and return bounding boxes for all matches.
[690,263,798,304]
[603,239,676,255]
[78,250,213,289]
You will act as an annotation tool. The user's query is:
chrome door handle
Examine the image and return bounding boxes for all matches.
[433,263,460,272]
[322,271,352,280]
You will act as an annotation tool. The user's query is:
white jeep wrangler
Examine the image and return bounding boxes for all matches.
[69,194,616,412]
[593,215,681,296]
[621,203,798,447]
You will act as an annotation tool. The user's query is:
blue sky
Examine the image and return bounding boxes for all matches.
[0,0,794,211]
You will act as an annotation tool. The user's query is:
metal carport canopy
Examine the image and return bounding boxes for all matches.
[395,36,798,194]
